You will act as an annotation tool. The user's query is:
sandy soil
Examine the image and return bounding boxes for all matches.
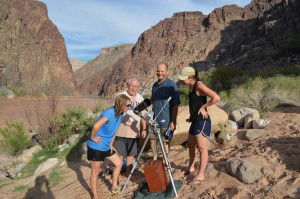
[1,107,300,199]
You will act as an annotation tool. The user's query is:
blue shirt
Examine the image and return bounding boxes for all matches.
[151,78,180,128]
[87,107,123,151]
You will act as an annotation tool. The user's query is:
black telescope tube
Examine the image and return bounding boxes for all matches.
[133,98,152,115]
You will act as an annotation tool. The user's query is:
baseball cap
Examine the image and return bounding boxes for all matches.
[177,66,195,81]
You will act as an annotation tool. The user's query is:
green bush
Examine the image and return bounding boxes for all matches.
[202,64,300,93]
[179,85,189,106]
[40,107,94,150]
[0,121,33,155]
[21,148,57,178]
[225,76,300,112]
[48,169,63,187]
[93,103,105,114]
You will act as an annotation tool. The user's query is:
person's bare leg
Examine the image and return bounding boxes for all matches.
[126,155,134,175]
[188,134,196,173]
[193,134,208,182]
[106,153,123,190]
[164,142,170,154]
[90,161,101,199]
[150,140,157,160]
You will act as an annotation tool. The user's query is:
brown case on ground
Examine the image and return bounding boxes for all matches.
[143,158,169,192]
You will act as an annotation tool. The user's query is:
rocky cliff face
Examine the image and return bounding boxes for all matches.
[80,0,300,96]
[70,59,85,72]
[0,0,76,93]
[75,44,133,85]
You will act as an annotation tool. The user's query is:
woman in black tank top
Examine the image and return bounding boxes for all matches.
[178,66,220,185]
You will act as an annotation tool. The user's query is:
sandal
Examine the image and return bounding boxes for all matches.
[111,187,121,195]
[189,179,204,185]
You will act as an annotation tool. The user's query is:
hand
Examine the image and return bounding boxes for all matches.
[198,107,209,119]
[141,130,147,138]
[169,121,176,131]
[110,145,117,154]
[91,136,102,144]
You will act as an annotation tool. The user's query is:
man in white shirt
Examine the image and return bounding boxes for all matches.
[113,78,147,175]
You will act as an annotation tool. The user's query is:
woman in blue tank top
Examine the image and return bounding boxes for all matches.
[88,94,131,198]
[178,66,220,185]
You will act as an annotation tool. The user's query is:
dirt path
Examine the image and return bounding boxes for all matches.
[1,109,300,199]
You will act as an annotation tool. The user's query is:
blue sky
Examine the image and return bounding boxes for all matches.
[41,0,251,62]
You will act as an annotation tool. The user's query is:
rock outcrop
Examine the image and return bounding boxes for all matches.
[76,44,133,85]
[79,0,300,96]
[0,0,76,93]
[70,59,85,72]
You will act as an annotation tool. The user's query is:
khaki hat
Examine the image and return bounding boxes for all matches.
[177,66,195,80]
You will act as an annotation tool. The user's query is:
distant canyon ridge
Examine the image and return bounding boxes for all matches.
[1,0,299,96]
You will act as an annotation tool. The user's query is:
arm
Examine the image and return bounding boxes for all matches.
[110,131,118,152]
[169,83,180,131]
[197,81,220,119]
[169,104,178,131]
[91,117,108,143]
[140,118,147,138]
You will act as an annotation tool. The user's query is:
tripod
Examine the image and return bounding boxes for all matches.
[121,102,178,197]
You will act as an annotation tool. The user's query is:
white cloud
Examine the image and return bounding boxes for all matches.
[41,0,251,61]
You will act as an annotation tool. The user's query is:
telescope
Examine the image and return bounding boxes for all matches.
[133,98,152,115]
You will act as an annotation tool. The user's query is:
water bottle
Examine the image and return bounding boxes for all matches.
[165,129,173,140]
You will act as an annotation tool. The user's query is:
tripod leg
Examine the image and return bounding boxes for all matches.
[154,135,158,160]
[121,129,152,193]
[156,130,178,197]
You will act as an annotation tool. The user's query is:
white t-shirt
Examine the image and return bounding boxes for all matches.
[115,91,144,138]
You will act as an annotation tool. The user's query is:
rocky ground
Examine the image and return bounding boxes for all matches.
[0,107,299,199]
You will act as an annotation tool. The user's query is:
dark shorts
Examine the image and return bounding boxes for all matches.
[87,147,115,161]
[149,128,169,143]
[113,137,138,157]
[189,117,211,137]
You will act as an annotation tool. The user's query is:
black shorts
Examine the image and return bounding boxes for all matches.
[87,147,115,161]
[113,137,138,157]
[189,117,211,137]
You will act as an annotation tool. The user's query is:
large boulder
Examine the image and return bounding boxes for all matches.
[226,159,262,184]
[244,112,260,129]
[245,129,266,141]
[173,105,228,145]
[253,119,270,129]
[237,160,263,184]
[17,145,42,163]
[226,120,238,129]
[230,107,260,126]
[208,105,228,132]
[67,134,80,145]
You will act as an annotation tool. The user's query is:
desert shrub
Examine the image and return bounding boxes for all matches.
[41,107,94,150]
[93,102,105,114]
[199,70,213,88]
[0,121,33,155]
[179,85,189,106]
[281,34,300,54]
[225,76,300,112]
[48,169,63,187]
[60,107,94,136]
[211,65,239,90]
[21,148,57,178]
